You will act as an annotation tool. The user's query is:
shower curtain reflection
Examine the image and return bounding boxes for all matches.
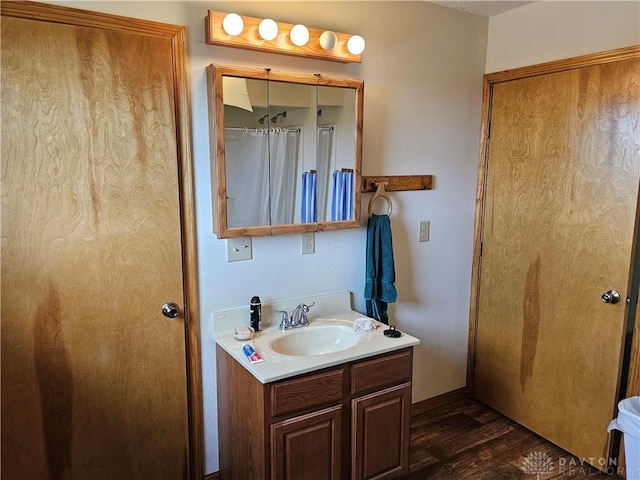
[224,127,301,228]
[317,125,336,222]
[270,128,301,225]
[225,129,270,227]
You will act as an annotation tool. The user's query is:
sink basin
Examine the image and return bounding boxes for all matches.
[259,324,360,356]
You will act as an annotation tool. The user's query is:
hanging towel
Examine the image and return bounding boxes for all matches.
[301,172,317,223]
[330,170,353,221]
[364,214,397,324]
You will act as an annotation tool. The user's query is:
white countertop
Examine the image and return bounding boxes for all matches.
[212,291,420,384]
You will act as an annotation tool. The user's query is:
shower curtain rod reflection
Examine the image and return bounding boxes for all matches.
[225,127,301,133]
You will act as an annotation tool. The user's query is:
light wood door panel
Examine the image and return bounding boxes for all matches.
[474,57,640,466]
[1,15,188,479]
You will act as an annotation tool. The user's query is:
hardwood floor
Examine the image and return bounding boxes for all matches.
[405,396,623,479]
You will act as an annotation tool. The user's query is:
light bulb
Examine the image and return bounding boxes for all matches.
[258,18,278,41]
[222,13,244,36]
[319,31,338,50]
[289,24,309,47]
[347,35,365,55]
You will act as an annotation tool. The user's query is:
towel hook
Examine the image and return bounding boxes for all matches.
[368,182,392,217]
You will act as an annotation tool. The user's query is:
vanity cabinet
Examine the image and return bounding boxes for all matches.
[216,346,413,480]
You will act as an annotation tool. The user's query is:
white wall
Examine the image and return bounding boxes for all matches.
[487,0,640,73]
[41,1,488,474]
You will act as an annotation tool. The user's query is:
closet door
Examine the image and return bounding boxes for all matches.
[472,54,640,468]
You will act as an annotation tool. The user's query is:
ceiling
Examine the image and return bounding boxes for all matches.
[429,1,535,17]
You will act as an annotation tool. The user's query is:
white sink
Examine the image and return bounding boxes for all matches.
[256,323,360,356]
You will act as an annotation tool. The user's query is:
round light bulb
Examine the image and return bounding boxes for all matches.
[258,18,278,41]
[222,13,244,36]
[289,24,309,46]
[319,31,338,51]
[347,35,365,55]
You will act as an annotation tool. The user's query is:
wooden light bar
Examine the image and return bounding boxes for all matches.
[205,10,363,63]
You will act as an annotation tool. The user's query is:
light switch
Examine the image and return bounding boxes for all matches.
[226,237,252,262]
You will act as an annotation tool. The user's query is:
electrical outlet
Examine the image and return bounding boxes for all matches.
[226,237,252,262]
[301,232,315,255]
[419,221,430,242]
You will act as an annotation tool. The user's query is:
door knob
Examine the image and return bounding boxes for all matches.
[601,290,621,304]
[162,302,180,318]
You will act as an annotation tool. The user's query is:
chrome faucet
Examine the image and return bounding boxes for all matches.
[274,302,315,331]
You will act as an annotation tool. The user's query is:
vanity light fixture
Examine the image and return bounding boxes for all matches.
[222,12,244,36]
[289,24,310,47]
[258,18,278,41]
[319,31,338,50]
[347,35,366,55]
[205,10,364,63]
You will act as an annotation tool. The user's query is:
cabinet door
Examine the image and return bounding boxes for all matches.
[352,383,411,480]
[271,405,342,480]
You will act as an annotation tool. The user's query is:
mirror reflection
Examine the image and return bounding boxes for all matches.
[207,65,363,238]
[223,77,270,227]
[316,86,357,223]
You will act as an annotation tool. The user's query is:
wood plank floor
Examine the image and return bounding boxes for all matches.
[405,396,624,479]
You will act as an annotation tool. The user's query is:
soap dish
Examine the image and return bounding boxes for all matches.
[234,327,255,341]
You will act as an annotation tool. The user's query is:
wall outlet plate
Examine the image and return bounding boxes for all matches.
[419,221,430,242]
[226,237,252,262]
[301,232,315,255]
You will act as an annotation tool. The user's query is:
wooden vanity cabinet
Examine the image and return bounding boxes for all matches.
[216,346,413,480]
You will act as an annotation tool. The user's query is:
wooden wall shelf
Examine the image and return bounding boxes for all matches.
[361,175,433,193]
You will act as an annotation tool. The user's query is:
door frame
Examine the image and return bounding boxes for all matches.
[0,1,203,478]
[467,45,640,400]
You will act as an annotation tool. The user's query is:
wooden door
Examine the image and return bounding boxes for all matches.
[1,8,193,479]
[472,54,640,467]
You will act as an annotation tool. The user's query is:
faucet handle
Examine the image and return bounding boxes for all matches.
[296,302,315,327]
[274,308,289,330]
[300,302,315,313]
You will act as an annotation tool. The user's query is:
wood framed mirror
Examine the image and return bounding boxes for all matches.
[206,64,363,238]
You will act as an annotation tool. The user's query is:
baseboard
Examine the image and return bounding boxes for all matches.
[411,387,468,416]
[203,472,220,480]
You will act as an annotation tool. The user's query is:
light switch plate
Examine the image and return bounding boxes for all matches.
[301,232,315,255]
[419,221,430,242]
[226,237,252,262]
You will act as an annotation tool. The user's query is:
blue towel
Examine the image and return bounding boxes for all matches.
[364,214,397,324]
[330,171,354,221]
[301,172,317,223]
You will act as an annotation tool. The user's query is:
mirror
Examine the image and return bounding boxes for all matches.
[206,64,363,238]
